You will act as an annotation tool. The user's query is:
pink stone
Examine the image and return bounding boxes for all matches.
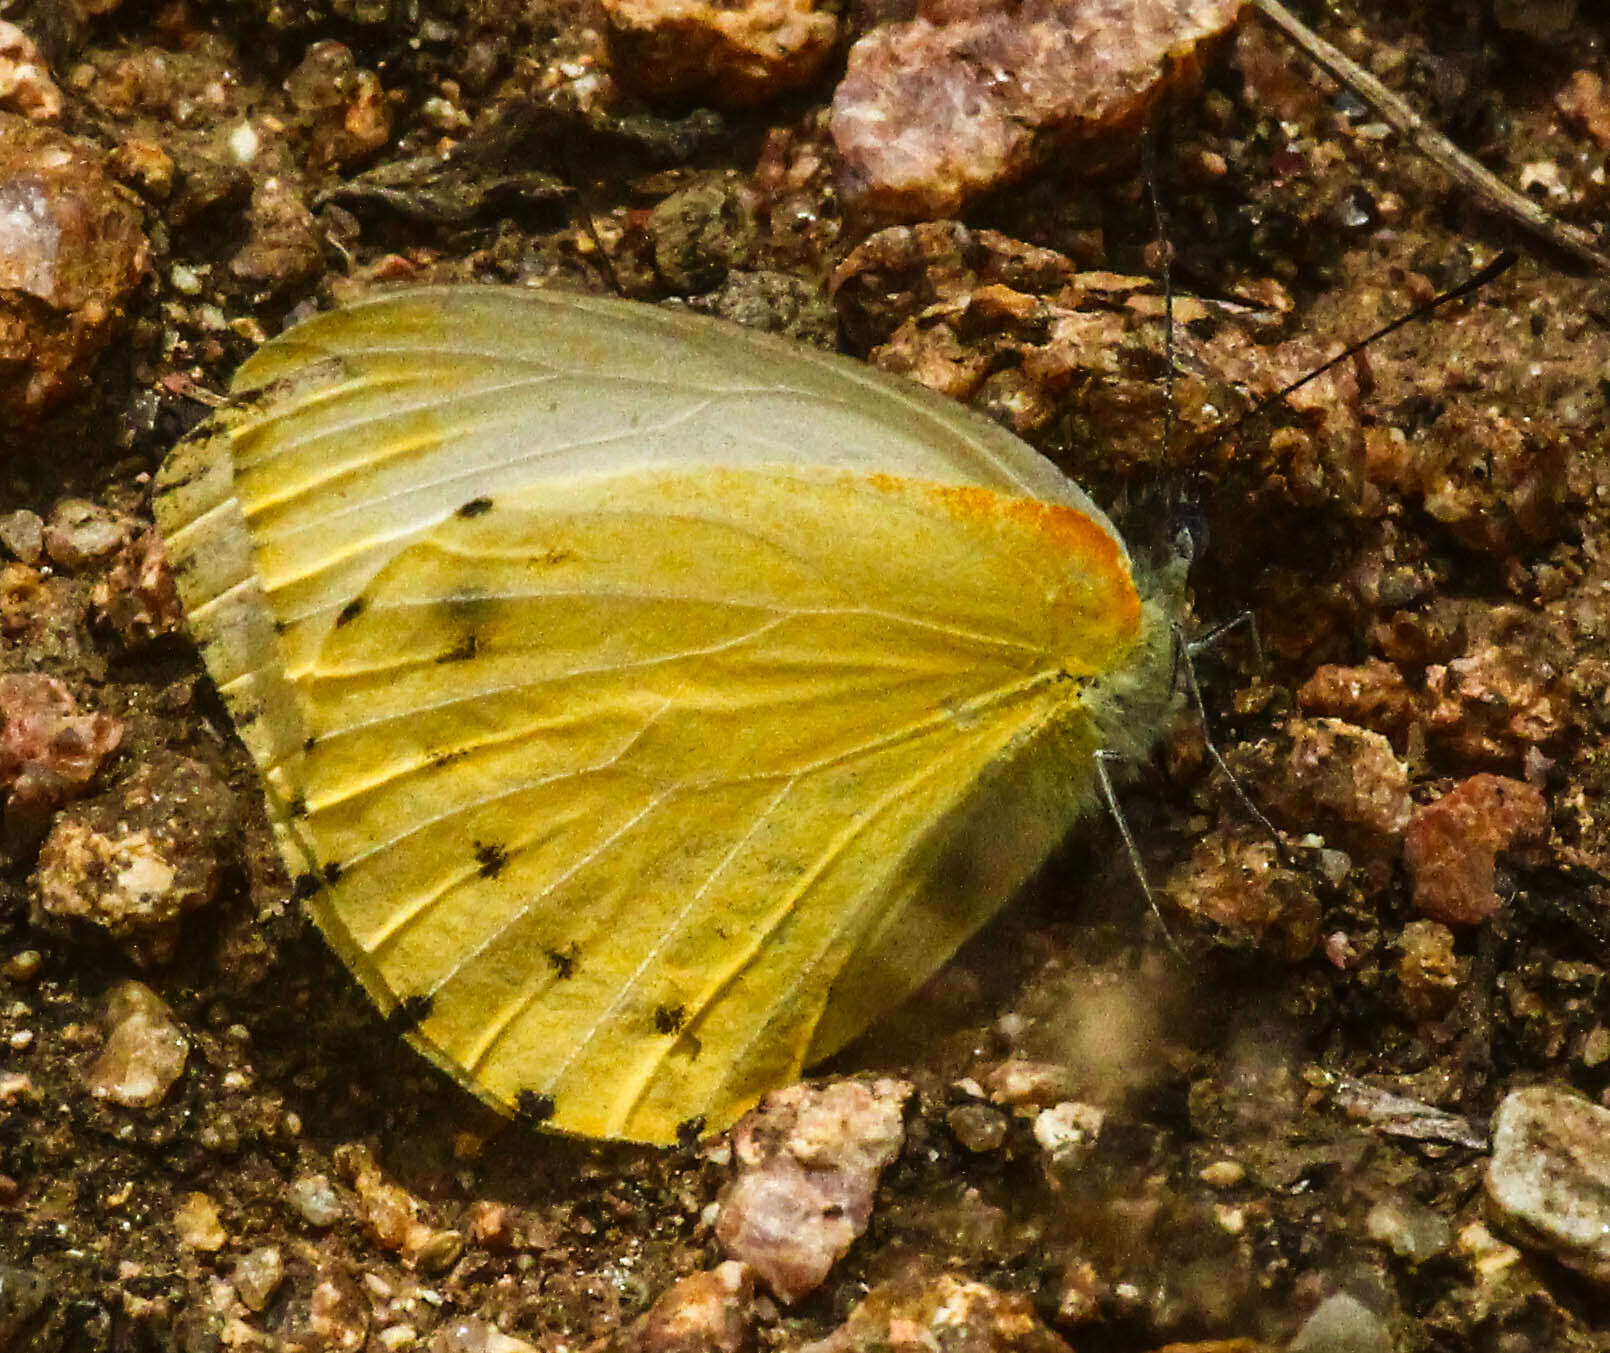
[829,0,1243,219]
[715,1079,910,1303]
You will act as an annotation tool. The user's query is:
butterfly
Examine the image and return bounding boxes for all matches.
[152,284,1186,1144]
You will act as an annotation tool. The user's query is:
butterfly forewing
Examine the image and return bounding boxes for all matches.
[154,287,1151,1143]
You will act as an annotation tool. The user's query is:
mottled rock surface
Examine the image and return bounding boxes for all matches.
[0,113,148,430]
[32,752,238,964]
[829,0,1244,218]
[800,1276,1071,1353]
[604,0,838,111]
[1404,774,1548,925]
[622,1263,756,1353]
[715,1079,910,1302]
[0,673,121,848]
[0,18,61,121]
[1486,1086,1610,1285]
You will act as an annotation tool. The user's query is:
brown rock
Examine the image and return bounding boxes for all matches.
[715,1078,910,1303]
[1404,775,1548,926]
[1164,832,1319,959]
[0,18,61,121]
[831,221,1075,351]
[284,40,392,168]
[604,0,838,111]
[828,0,1244,219]
[1422,640,1563,769]
[800,1276,1071,1353]
[90,529,184,648]
[947,1102,1009,1152]
[105,138,175,202]
[0,113,148,431]
[1395,919,1462,1023]
[84,979,189,1107]
[335,1142,424,1252]
[1296,660,1416,739]
[43,498,133,570]
[622,1263,756,1353]
[1557,69,1610,151]
[32,752,238,964]
[1267,718,1413,861]
[229,177,324,289]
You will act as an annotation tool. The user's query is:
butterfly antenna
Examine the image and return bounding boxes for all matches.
[1143,130,1178,456]
[1191,250,1516,467]
[1095,748,1185,960]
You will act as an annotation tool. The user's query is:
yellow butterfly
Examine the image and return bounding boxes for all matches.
[152,285,1184,1145]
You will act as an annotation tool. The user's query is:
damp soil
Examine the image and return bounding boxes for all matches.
[1,2,1609,1351]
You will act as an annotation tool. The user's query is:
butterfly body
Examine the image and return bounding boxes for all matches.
[154,286,1181,1143]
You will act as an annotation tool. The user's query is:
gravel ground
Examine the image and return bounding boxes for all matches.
[1,2,1608,1351]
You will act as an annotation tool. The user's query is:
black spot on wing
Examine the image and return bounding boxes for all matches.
[386,993,433,1032]
[336,598,365,627]
[544,946,578,980]
[515,1090,556,1126]
[437,633,479,664]
[322,861,343,884]
[653,1004,686,1035]
[291,872,320,901]
[474,842,508,879]
[457,497,494,518]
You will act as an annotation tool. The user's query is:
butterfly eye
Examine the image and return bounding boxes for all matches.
[1168,504,1208,568]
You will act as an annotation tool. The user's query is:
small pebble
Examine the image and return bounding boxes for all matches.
[411,1229,465,1276]
[1288,1292,1393,1353]
[0,510,43,563]
[620,1262,755,1353]
[716,1078,910,1303]
[431,1318,539,1353]
[173,1192,227,1251]
[1581,1025,1610,1068]
[288,1172,342,1227]
[0,20,62,121]
[84,980,189,1108]
[233,1245,284,1311]
[43,499,131,569]
[4,950,41,982]
[1032,1102,1103,1161]
[1198,1160,1245,1189]
[1396,920,1462,1022]
[1365,1198,1452,1263]
[947,1103,1008,1153]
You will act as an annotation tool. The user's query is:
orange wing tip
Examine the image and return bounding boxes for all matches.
[865,474,1141,636]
